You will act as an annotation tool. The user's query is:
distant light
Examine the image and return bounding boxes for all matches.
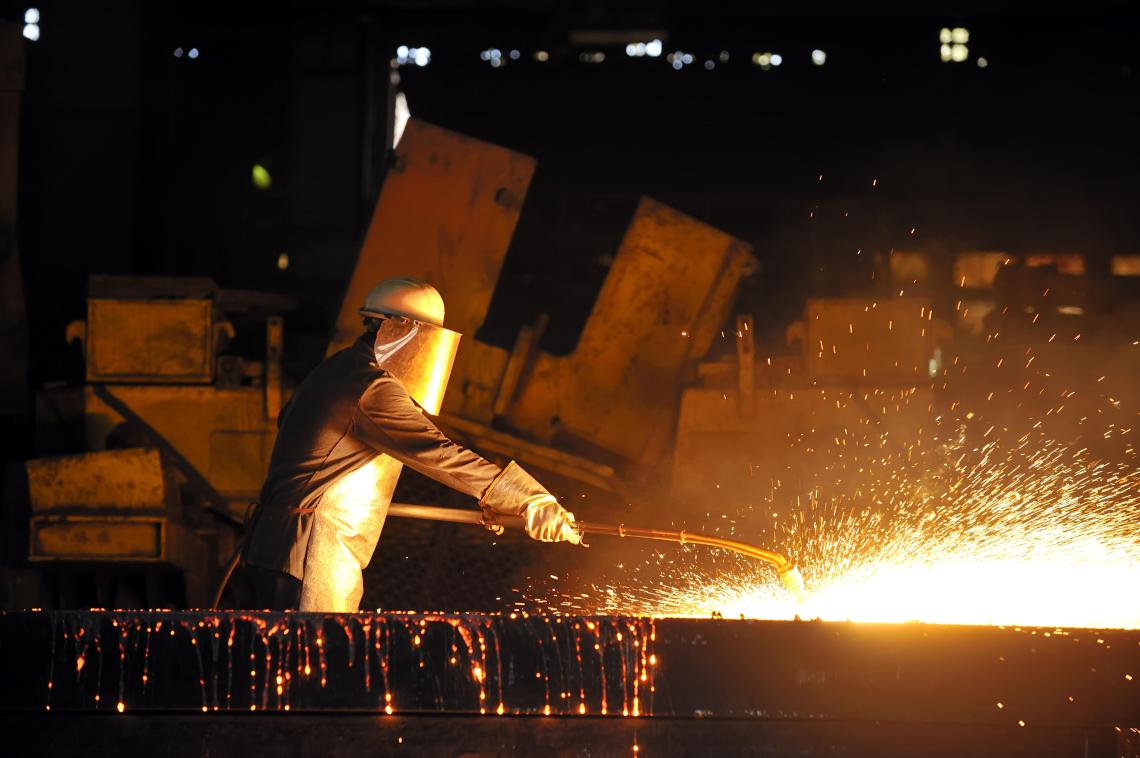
[977,56,988,68]
[276,253,290,271]
[770,53,782,67]
[414,47,430,66]
[24,8,40,24]
[534,50,549,62]
[397,45,409,60]
[940,27,970,63]
[22,23,39,42]
[480,49,491,61]
[752,52,773,69]
[579,51,605,64]
[1057,306,1085,316]
[681,53,693,64]
[173,47,184,58]
[672,58,682,70]
[188,47,199,59]
[251,164,272,190]
[811,48,827,66]
[625,43,638,57]
[645,39,663,58]
[718,50,729,63]
[490,57,502,68]
[509,49,520,60]
[704,60,715,70]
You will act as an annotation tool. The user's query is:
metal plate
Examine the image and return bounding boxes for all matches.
[29,516,165,561]
[327,120,535,355]
[87,298,213,384]
[505,197,753,465]
[25,448,166,512]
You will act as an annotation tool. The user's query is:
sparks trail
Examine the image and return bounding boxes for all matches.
[35,611,656,715]
[544,430,1140,628]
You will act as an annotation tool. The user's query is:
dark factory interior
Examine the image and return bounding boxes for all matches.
[0,2,1138,755]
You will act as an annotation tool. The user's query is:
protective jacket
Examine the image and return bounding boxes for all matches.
[242,334,501,589]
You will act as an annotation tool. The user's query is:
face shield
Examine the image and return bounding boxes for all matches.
[372,316,462,414]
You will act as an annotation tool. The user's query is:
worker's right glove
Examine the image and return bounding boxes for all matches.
[480,461,581,545]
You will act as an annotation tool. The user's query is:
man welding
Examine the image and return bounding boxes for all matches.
[240,277,580,612]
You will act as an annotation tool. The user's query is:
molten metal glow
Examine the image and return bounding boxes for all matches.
[546,433,1140,629]
[529,288,1140,629]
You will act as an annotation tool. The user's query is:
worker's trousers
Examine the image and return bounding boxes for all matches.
[298,455,404,612]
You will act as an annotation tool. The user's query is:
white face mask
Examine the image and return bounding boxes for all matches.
[370,317,462,415]
[373,319,420,367]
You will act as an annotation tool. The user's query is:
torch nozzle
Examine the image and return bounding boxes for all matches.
[777,564,807,604]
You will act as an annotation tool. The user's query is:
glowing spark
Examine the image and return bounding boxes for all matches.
[541,435,1140,629]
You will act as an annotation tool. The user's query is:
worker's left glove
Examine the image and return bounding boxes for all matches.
[480,461,581,545]
[523,495,580,543]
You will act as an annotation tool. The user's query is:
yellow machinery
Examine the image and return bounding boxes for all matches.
[29,277,290,605]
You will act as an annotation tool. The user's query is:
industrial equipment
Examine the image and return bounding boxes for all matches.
[26,276,291,606]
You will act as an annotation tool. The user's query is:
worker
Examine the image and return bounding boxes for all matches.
[239,277,580,611]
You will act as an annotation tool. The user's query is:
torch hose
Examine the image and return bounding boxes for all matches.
[387,502,806,601]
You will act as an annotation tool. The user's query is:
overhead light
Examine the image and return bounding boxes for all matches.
[752,52,776,70]
[22,24,39,41]
[939,27,970,63]
[811,49,827,66]
[396,46,430,67]
[24,7,39,24]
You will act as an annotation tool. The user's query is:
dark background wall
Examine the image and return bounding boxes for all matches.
[7,0,1140,384]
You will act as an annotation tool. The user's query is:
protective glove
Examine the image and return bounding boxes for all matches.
[479,461,582,545]
[523,495,580,543]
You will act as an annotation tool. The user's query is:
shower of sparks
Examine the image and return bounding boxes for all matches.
[528,294,1140,630]
[547,435,1140,628]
